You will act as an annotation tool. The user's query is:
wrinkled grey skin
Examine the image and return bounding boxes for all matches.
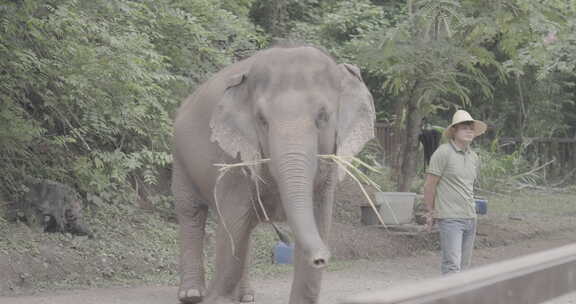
[14,178,92,237]
[172,46,375,304]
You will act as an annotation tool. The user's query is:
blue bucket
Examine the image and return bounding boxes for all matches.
[475,199,488,215]
[273,241,294,264]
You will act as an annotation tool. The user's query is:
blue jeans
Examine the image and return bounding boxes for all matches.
[438,218,477,274]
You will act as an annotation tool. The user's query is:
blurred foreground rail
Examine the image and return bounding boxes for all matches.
[343,243,576,304]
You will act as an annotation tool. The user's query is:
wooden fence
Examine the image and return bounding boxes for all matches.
[499,137,576,178]
[342,243,576,304]
[374,122,404,169]
[374,122,576,178]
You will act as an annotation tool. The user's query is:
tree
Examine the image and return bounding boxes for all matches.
[353,0,496,191]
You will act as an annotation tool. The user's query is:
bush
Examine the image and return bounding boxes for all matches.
[476,140,543,193]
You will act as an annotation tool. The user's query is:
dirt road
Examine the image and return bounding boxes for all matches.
[2,230,576,304]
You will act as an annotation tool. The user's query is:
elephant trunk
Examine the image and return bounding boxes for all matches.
[269,125,330,269]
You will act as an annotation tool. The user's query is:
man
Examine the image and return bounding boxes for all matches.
[423,110,487,274]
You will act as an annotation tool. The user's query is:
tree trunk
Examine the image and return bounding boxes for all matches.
[390,96,406,181]
[397,96,423,192]
[271,0,289,38]
[516,72,527,138]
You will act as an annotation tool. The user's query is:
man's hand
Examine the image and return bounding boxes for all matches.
[423,174,441,232]
[425,212,435,232]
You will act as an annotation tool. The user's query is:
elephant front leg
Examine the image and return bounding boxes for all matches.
[237,253,255,303]
[203,207,256,304]
[174,179,209,304]
[173,161,210,304]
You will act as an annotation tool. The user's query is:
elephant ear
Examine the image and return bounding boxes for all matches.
[210,73,261,164]
[336,63,376,179]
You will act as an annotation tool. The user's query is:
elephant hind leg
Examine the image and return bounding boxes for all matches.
[173,165,208,304]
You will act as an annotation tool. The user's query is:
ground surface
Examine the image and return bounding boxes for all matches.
[1,229,576,304]
[1,186,576,303]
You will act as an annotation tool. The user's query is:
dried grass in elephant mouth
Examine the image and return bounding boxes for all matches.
[212,155,399,257]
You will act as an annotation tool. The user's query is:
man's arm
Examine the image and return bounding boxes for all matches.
[424,174,441,212]
[423,174,441,230]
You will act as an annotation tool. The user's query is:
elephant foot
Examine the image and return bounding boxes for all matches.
[238,283,255,303]
[178,288,203,304]
[239,292,255,303]
[200,295,237,304]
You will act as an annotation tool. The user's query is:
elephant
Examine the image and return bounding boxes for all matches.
[171,44,375,304]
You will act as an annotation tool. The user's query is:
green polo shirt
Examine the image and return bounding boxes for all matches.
[427,141,479,219]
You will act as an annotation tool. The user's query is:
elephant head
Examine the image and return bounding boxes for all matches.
[210,46,375,268]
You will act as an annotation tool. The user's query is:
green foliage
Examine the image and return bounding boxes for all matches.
[0,0,262,206]
[250,0,324,38]
[476,140,542,192]
[219,0,257,18]
[287,0,576,138]
[456,0,576,138]
[316,1,387,46]
[287,0,389,55]
[352,0,498,116]
[139,0,263,83]
[509,5,576,137]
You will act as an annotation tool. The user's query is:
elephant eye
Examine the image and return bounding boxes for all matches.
[257,112,268,128]
[315,108,329,129]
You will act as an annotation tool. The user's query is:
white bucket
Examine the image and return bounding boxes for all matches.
[375,192,416,225]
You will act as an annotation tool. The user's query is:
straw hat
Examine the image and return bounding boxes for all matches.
[443,110,487,138]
